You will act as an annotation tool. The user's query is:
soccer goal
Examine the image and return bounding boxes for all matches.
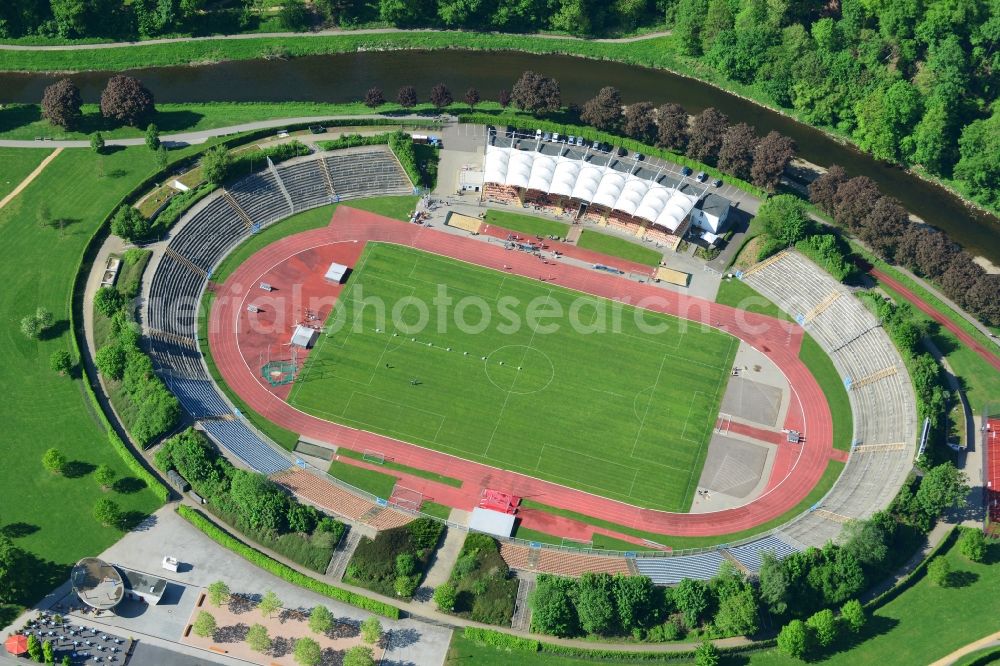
[389,483,423,512]
[362,449,385,465]
[560,536,593,549]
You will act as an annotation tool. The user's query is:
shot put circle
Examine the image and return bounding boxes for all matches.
[485,345,555,395]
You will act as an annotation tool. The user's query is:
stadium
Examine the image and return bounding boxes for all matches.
[138,134,921,586]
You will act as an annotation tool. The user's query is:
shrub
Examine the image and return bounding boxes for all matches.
[795,234,853,281]
[308,605,333,635]
[246,623,270,653]
[94,464,116,490]
[90,132,105,154]
[434,582,457,611]
[343,646,375,666]
[695,640,720,666]
[107,431,168,502]
[94,286,125,317]
[258,590,282,618]
[777,619,811,659]
[192,611,216,638]
[49,350,74,376]
[42,448,67,475]
[361,616,383,644]
[207,580,230,607]
[806,609,838,647]
[201,145,232,185]
[957,527,987,562]
[927,556,951,586]
[177,506,400,618]
[463,627,540,652]
[93,498,122,528]
[840,599,865,633]
[294,637,321,666]
[394,575,417,597]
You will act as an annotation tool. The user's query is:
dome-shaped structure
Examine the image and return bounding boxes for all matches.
[71,557,125,610]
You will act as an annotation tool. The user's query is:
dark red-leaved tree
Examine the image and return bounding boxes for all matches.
[686,107,728,164]
[364,87,385,109]
[939,252,985,300]
[716,122,759,181]
[655,103,689,151]
[622,102,657,144]
[396,85,418,108]
[859,196,909,260]
[580,86,622,132]
[464,87,480,109]
[100,74,155,127]
[750,131,796,191]
[895,225,956,277]
[965,274,1000,326]
[498,89,511,108]
[41,78,83,130]
[833,176,881,231]
[511,70,561,116]
[430,83,453,110]
[808,164,848,214]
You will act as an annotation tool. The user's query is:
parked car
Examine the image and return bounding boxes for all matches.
[681,166,693,176]
[504,126,514,138]
[552,132,560,143]
[568,135,576,145]
[542,132,551,141]
[634,152,645,161]
[576,136,586,146]
[308,125,326,134]
[712,178,723,187]
[486,125,496,135]
[617,146,628,156]
[696,171,708,182]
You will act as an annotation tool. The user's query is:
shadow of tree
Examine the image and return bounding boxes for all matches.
[39,320,70,342]
[269,636,292,658]
[213,623,249,644]
[948,570,979,588]
[386,627,421,650]
[62,460,95,479]
[121,510,151,531]
[113,477,147,494]
[1,522,40,538]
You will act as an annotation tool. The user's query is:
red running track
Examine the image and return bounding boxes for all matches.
[871,268,1000,373]
[210,207,835,537]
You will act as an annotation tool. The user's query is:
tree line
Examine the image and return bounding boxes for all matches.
[670,0,1000,211]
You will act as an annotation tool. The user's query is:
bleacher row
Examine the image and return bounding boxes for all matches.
[744,251,917,549]
[144,148,413,479]
[273,468,413,531]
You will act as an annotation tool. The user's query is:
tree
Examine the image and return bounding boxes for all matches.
[612,574,654,632]
[758,551,790,615]
[954,111,1000,208]
[293,637,321,666]
[576,573,616,635]
[110,205,148,242]
[49,350,73,376]
[430,83,453,110]
[201,145,231,185]
[93,497,122,528]
[42,639,54,664]
[246,623,271,653]
[100,75,155,127]
[95,343,128,381]
[278,0,310,30]
[833,176,881,230]
[580,86,623,132]
[808,164,848,214]
[41,79,83,130]
[363,87,385,109]
[192,610,216,638]
[751,131,796,191]
[694,639,720,666]
[155,145,169,170]
[656,103,689,151]
[927,556,951,586]
[756,194,811,247]
[686,107,728,164]
[20,314,41,340]
[94,464,116,490]
[713,586,758,636]
[842,513,894,567]
[895,225,956,277]
[777,619,811,659]
[394,574,417,597]
[27,634,42,662]
[806,608,838,647]
[957,527,987,562]
[258,590,281,618]
[674,578,709,628]
[229,470,287,533]
[966,275,1000,327]
[859,196,908,260]
[94,286,124,317]
[206,580,230,607]
[622,102,657,143]
[396,85,418,108]
[511,70,561,116]
[343,646,375,666]
[42,448,67,475]
[145,123,160,150]
[916,462,969,519]
[674,0,709,55]
[309,605,333,635]
[529,575,578,637]
[716,122,759,180]
[464,87,481,109]
[361,616,383,644]
[498,89,511,108]
[840,599,866,633]
[90,132,105,154]
[433,582,457,611]
[808,547,865,606]
[852,80,922,162]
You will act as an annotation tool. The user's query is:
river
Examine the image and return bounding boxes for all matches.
[1,50,997,265]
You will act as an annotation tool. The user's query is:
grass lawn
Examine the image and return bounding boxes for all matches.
[954,647,1000,666]
[0,102,450,141]
[336,447,463,487]
[289,243,737,512]
[446,633,638,665]
[0,148,53,201]
[483,210,570,238]
[576,229,663,267]
[799,333,853,452]
[715,277,791,321]
[210,197,417,283]
[420,501,454,520]
[735,537,1000,666]
[0,148,165,612]
[327,459,398,499]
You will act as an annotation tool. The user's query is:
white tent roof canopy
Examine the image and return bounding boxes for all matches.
[325,261,349,283]
[468,508,517,538]
[483,146,698,232]
[290,325,319,348]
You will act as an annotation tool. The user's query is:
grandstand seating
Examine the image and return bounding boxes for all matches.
[277,159,333,211]
[725,535,799,571]
[498,542,630,577]
[227,171,292,229]
[201,420,291,475]
[164,376,231,419]
[323,147,412,200]
[744,251,917,549]
[633,551,726,585]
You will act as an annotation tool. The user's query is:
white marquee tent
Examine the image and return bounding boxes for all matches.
[483,146,699,233]
[325,261,349,283]
[290,325,319,348]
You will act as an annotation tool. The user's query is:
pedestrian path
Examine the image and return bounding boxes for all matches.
[0,147,60,210]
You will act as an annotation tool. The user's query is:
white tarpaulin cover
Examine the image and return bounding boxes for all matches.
[483,146,698,232]
[290,325,319,348]
[325,262,348,283]
[468,507,517,538]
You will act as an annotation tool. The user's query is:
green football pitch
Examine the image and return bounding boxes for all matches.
[288,243,737,511]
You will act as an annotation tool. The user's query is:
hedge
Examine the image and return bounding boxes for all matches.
[107,430,169,503]
[457,111,770,200]
[462,627,539,652]
[177,505,401,619]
